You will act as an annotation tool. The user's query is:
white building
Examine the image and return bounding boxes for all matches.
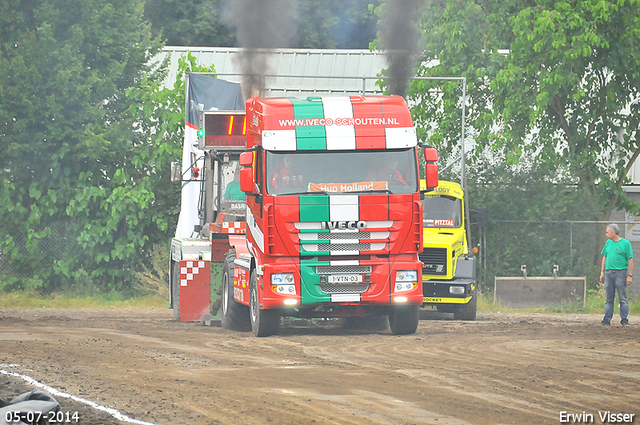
[156,46,387,97]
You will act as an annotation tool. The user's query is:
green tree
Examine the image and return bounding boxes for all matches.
[144,0,380,49]
[385,0,640,282]
[125,51,219,240]
[410,0,640,220]
[0,0,165,292]
[294,0,381,49]
[143,0,236,47]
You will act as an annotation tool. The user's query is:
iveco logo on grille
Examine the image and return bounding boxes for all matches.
[321,221,367,230]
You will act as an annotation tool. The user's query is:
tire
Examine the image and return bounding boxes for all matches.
[454,292,477,321]
[249,269,280,337]
[171,260,180,321]
[389,304,419,335]
[221,252,251,331]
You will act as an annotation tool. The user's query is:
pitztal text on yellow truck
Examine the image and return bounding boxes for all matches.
[229,95,439,336]
[420,180,477,320]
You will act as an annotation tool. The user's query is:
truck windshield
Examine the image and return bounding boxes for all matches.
[219,160,246,220]
[266,149,418,196]
[422,195,462,228]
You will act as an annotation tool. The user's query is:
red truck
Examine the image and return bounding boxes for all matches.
[218,95,439,336]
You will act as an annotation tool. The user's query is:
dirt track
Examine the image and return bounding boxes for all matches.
[0,308,638,425]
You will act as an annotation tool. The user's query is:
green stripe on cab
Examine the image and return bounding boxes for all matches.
[300,196,330,222]
[300,257,331,304]
[290,97,327,150]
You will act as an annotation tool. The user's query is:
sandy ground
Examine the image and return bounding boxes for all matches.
[0,307,638,425]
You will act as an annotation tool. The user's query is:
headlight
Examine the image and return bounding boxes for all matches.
[271,273,296,295]
[395,282,415,292]
[273,285,296,294]
[396,270,418,282]
[272,273,294,284]
[394,270,418,293]
[449,286,465,294]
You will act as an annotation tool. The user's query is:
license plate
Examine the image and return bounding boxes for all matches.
[327,274,363,284]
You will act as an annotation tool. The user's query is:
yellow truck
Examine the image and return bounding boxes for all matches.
[419,180,477,320]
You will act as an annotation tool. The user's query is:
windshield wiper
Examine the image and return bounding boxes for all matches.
[365,189,393,194]
[275,189,395,196]
[276,191,315,196]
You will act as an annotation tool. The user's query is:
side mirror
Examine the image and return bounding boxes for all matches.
[239,151,253,167]
[239,151,258,194]
[424,147,439,190]
[170,161,181,182]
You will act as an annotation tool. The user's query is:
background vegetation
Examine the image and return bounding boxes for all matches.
[1,0,640,306]
[0,1,219,295]
[401,0,640,293]
[0,0,164,293]
[143,0,382,49]
[0,0,383,296]
[408,0,640,221]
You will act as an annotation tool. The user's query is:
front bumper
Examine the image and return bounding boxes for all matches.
[422,278,475,305]
[260,256,424,308]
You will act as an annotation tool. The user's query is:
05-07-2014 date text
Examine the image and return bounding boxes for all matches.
[5,410,80,424]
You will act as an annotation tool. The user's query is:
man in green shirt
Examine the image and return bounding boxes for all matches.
[223,168,246,201]
[599,223,633,326]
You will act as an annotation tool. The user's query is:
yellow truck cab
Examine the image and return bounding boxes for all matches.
[419,180,477,320]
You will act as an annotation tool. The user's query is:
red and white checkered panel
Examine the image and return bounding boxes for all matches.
[221,222,247,234]
[180,260,206,286]
[178,260,211,322]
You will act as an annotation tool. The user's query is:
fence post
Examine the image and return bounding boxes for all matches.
[570,222,573,270]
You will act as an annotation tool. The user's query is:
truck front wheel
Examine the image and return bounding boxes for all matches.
[454,293,477,321]
[249,270,280,337]
[221,252,251,331]
[388,304,419,335]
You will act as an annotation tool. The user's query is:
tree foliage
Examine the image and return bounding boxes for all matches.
[143,0,236,47]
[294,0,382,49]
[407,0,640,220]
[388,0,640,281]
[143,0,381,49]
[0,0,167,292]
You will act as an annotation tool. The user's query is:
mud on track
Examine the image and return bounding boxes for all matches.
[0,308,638,425]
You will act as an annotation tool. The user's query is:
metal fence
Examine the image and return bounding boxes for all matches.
[472,220,617,293]
[0,219,74,281]
[0,217,631,297]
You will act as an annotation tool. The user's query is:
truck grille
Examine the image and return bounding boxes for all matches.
[305,243,372,252]
[320,283,370,294]
[317,232,371,240]
[420,248,447,275]
[295,221,392,254]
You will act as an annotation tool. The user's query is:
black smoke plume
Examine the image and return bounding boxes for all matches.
[378,0,424,98]
[223,0,299,99]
